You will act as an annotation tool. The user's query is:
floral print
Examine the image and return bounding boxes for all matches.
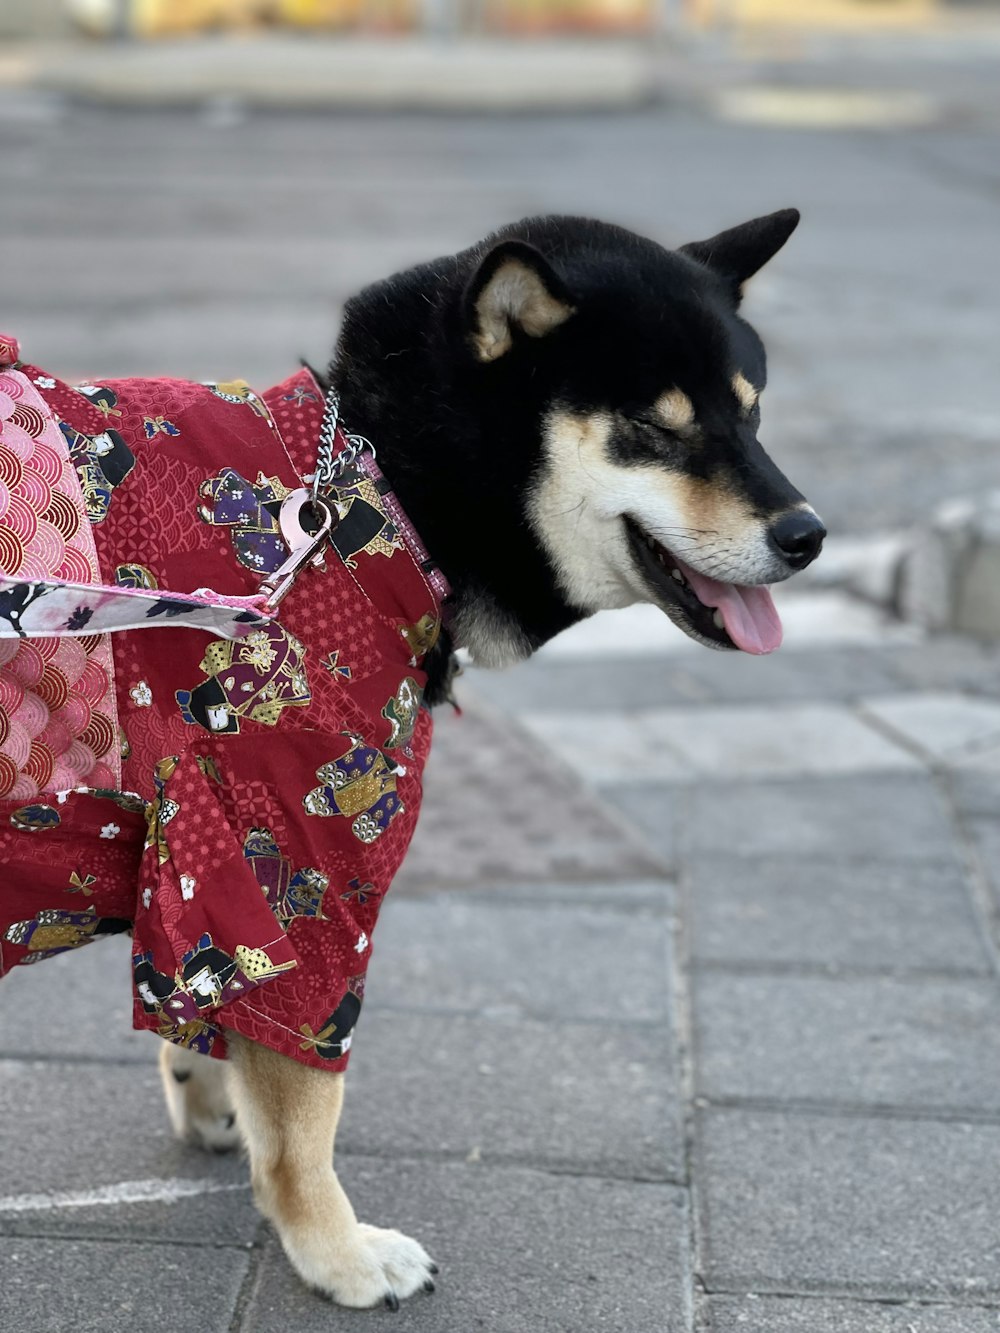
[0,342,446,1073]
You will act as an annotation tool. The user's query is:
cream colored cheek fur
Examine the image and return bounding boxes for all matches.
[527,410,778,611]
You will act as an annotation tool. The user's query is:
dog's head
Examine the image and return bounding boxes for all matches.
[459,210,824,657]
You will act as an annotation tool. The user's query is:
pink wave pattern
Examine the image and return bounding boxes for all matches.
[0,358,120,798]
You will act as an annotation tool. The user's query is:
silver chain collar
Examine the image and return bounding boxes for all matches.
[311,384,376,506]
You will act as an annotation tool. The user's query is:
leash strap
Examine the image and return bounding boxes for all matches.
[0,340,275,643]
[0,339,448,643]
[0,573,270,642]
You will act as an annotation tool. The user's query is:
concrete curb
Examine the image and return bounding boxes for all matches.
[0,36,660,111]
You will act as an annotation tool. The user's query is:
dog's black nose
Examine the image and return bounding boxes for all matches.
[769,510,826,569]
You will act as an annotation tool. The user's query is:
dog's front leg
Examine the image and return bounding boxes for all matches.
[226,1033,437,1309]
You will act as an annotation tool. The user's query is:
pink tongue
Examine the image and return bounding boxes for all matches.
[674,557,783,655]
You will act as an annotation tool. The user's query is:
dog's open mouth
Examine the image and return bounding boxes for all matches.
[624,516,783,655]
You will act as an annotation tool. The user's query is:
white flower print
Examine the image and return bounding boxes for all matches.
[129,680,153,707]
[141,887,152,909]
[355,932,369,954]
[179,874,196,901]
[100,823,120,839]
[33,375,55,389]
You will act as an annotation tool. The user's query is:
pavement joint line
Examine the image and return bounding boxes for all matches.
[936,768,1000,984]
[669,782,707,1333]
[692,958,995,982]
[388,883,675,905]
[702,1284,1000,1312]
[703,1277,1000,1307]
[697,1095,1000,1128]
[334,1145,687,1187]
[0,1229,254,1249]
[667,795,701,1333]
[227,1218,269,1333]
[704,1274,1000,1306]
[853,699,955,766]
[0,1051,156,1067]
[676,850,965,872]
[361,1003,675,1028]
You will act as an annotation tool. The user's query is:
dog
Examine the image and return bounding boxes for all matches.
[0,209,823,1309]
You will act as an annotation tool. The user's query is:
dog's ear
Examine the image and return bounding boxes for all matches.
[466,241,575,363]
[681,208,800,297]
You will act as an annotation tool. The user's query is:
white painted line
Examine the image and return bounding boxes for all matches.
[712,87,939,130]
[0,1176,248,1214]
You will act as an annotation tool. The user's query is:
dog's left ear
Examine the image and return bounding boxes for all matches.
[681,208,800,298]
[466,240,575,363]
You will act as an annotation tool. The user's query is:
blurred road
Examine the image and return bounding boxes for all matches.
[1,56,999,536]
[3,42,1000,1333]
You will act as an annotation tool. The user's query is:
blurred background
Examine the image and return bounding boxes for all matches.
[1,0,999,563]
[5,6,1000,1329]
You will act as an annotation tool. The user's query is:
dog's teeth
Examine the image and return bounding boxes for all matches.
[712,610,725,629]
[658,552,667,567]
[671,568,684,583]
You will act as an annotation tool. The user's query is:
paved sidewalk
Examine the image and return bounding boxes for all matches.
[4,595,1000,1331]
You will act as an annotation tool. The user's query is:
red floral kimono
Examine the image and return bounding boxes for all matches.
[0,334,444,1070]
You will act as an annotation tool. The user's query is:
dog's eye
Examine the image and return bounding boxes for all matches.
[632,414,675,438]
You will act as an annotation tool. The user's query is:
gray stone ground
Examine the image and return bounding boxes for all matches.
[3,32,1000,1333]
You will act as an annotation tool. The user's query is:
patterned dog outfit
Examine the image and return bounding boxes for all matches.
[0,335,444,1071]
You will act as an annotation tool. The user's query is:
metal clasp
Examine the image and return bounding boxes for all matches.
[259,489,337,613]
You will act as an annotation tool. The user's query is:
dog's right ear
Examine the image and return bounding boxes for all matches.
[680,209,800,297]
[466,241,575,363]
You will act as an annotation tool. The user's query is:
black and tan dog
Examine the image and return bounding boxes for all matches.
[161,208,824,1307]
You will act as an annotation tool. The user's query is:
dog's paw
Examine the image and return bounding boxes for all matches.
[306,1225,437,1309]
[158,1042,241,1153]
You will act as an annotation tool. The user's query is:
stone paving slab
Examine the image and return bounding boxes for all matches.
[521,703,919,785]
[0,1237,250,1333]
[366,896,672,1023]
[698,1107,1000,1300]
[707,1295,1000,1332]
[685,774,960,865]
[396,700,664,893]
[0,1060,257,1244]
[694,972,1000,1112]
[861,693,1000,764]
[340,1010,683,1182]
[242,1157,691,1333]
[469,648,907,716]
[885,640,1000,696]
[687,856,990,973]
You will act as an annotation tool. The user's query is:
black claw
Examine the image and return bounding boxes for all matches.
[429,1263,440,1275]
[384,1293,399,1312]
[423,1279,436,1294]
